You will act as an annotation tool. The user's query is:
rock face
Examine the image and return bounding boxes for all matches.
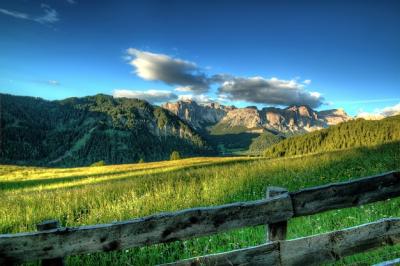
[318,108,351,125]
[162,100,351,134]
[162,100,234,129]
[220,108,261,129]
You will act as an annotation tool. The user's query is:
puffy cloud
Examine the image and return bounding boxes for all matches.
[356,112,385,120]
[217,76,324,108]
[0,4,58,24]
[123,49,325,107]
[126,49,210,94]
[357,102,400,120]
[381,103,400,117]
[178,94,212,103]
[113,89,178,103]
[175,86,195,92]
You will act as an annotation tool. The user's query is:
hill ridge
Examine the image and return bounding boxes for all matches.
[0,93,212,166]
[264,115,400,158]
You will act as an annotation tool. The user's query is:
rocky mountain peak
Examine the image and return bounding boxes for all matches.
[162,100,230,129]
[318,108,351,125]
[286,105,315,117]
[162,100,351,133]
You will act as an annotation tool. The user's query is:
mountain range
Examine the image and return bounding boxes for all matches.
[162,99,350,134]
[162,99,351,154]
[0,93,352,166]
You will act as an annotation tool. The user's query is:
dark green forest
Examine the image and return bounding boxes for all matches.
[0,94,213,166]
[264,115,400,158]
[247,131,285,155]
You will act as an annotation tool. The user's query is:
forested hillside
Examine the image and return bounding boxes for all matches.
[247,131,285,155]
[0,94,212,166]
[264,115,400,158]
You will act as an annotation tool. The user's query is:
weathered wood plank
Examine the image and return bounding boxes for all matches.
[165,218,400,266]
[36,220,65,266]
[162,242,280,266]
[0,194,293,264]
[266,187,288,242]
[291,171,400,216]
[281,218,400,265]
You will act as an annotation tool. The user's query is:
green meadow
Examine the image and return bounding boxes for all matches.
[1,142,399,265]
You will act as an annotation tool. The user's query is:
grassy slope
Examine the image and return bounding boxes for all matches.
[1,142,399,265]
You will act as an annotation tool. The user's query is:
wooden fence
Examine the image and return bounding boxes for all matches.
[0,171,399,265]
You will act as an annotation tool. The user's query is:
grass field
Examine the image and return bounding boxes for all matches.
[1,142,399,265]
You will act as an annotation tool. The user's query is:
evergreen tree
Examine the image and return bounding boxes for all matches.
[91,160,106,166]
[170,151,181,160]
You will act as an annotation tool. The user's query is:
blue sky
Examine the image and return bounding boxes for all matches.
[0,0,399,116]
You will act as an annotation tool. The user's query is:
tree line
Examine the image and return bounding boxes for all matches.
[264,115,400,158]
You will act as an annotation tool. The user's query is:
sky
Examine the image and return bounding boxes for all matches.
[0,0,399,116]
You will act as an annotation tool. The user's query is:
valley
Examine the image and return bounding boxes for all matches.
[163,99,351,155]
[0,93,355,166]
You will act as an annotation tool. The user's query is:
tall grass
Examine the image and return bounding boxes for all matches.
[0,142,399,265]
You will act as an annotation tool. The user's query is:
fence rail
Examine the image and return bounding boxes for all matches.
[0,171,399,265]
[164,218,400,266]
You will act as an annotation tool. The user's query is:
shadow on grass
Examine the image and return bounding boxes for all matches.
[0,158,256,191]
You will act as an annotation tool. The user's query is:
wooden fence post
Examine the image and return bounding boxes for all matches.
[266,186,289,242]
[36,220,65,266]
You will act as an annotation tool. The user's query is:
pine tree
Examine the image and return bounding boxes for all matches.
[170,151,181,160]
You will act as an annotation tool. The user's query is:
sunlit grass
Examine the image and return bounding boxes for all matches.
[0,143,399,265]
[1,157,253,192]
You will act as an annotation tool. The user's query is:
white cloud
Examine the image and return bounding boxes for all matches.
[48,80,60,86]
[217,94,230,103]
[0,4,59,24]
[356,102,400,120]
[34,4,59,24]
[310,91,321,98]
[217,76,324,108]
[356,112,385,120]
[33,79,60,86]
[0,8,29,19]
[178,94,212,103]
[123,49,325,107]
[175,86,194,92]
[380,103,400,117]
[126,49,210,94]
[113,89,178,103]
